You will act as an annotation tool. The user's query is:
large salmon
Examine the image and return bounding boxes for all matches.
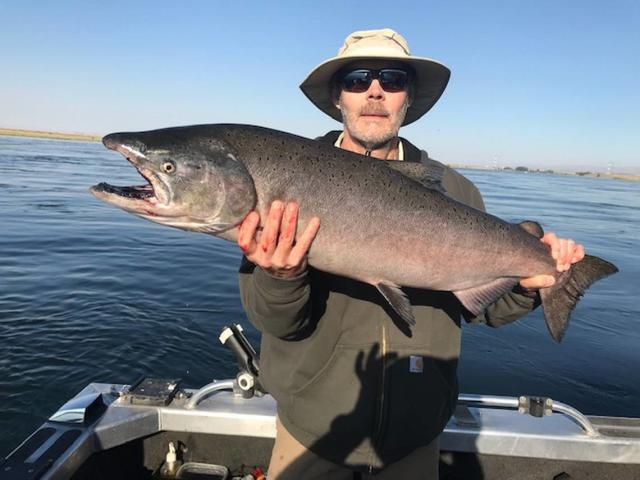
[90,124,618,341]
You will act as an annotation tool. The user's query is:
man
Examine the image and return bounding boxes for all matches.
[237,29,584,479]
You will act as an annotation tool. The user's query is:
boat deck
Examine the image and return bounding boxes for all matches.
[2,380,640,479]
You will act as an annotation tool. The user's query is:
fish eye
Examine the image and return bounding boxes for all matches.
[162,161,176,174]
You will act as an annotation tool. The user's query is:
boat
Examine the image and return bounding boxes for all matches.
[2,324,639,479]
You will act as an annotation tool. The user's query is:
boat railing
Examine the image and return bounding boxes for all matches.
[182,381,598,437]
[457,393,599,437]
[184,324,602,436]
[185,380,235,409]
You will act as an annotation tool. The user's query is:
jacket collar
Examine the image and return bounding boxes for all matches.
[317,131,422,163]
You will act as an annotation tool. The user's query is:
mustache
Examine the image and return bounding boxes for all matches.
[359,104,389,116]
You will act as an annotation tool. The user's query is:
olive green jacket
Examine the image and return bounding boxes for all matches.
[238,133,539,472]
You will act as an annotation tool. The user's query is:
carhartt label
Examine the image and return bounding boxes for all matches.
[409,355,423,373]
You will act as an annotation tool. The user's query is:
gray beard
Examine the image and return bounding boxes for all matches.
[358,136,394,152]
[340,99,409,152]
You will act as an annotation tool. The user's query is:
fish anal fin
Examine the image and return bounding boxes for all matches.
[454,278,520,316]
[376,282,416,327]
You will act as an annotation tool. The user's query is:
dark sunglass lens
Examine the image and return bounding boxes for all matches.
[379,69,408,92]
[340,69,409,93]
[341,70,372,92]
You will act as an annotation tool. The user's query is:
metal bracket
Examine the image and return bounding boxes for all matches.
[518,396,553,417]
[122,377,181,406]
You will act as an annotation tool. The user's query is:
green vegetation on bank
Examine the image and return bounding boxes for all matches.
[0,128,101,142]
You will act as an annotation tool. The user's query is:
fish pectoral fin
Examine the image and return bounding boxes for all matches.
[453,278,520,316]
[376,282,416,327]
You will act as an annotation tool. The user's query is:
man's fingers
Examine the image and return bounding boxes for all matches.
[557,239,567,271]
[276,202,299,253]
[237,211,259,255]
[259,201,284,254]
[242,201,319,276]
[541,232,585,272]
[270,202,299,267]
[573,244,585,263]
[542,232,559,259]
[524,233,586,288]
[290,216,321,263]
[556,239,580,271]
[520,274,555,290]
[562,239,575,271]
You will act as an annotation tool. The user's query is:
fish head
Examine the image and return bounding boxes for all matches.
[90,128,256,234]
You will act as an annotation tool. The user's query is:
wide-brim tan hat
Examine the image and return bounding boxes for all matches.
[300,28,451,126]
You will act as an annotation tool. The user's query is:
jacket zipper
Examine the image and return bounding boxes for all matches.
[370,321,388,471]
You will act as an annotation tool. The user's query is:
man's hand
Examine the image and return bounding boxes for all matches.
[237,200,320,279]
[519,232,585,290]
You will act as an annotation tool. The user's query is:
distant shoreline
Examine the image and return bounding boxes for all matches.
[1,128,637,182]
[0,128,101,142]
[450,164,640,182]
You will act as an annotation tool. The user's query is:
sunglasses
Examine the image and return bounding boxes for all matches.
[338,68,411,93]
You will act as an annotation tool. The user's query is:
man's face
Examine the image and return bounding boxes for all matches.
[335,61,411,150]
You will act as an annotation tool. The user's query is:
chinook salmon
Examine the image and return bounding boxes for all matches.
[90,124,618,341]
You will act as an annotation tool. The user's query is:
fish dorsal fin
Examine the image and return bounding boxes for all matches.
[453,278,520,316]
[518,220,544,239]
[385,159,447,194]
[376,282,416,327]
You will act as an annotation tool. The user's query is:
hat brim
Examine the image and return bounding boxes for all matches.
[300,54,451,126]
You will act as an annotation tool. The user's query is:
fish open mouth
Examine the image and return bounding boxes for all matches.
[94,182,155,200]
[90,138,170,213]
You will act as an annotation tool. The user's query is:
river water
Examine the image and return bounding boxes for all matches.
[0,135,638,457]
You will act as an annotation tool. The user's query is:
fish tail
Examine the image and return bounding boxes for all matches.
[540,254,618,342]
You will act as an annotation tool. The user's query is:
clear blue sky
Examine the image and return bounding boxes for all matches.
[2,0,638,172]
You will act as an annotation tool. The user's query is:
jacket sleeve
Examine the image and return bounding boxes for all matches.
[466,288,541,327]
[437,159,542,328]
[238,256,313,339]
